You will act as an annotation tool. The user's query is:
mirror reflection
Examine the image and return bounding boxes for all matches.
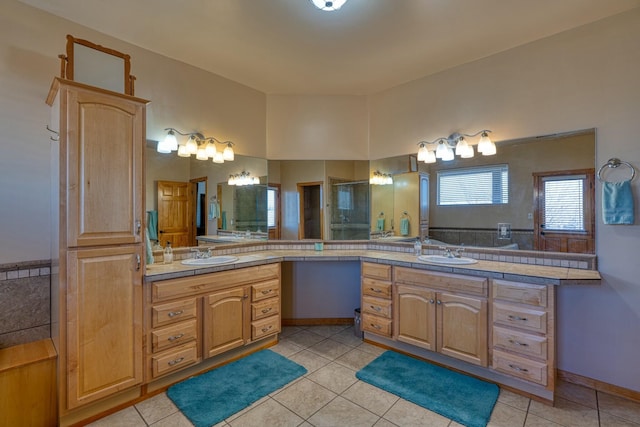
[370,129,595,253]
[145,142,268,248]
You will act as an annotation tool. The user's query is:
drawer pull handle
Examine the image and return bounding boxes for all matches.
[168,333,185,342]
[261,289,273,295]
[370,305,382,312]
[508,364,529,373]
[371,324,382,330]
[168,357,185,366]
[168,310,184,318]
[508,315,528,322]
[508,339,529,347]
[370,288,382,293]
[261,325,273,333]
[261,308,272,314]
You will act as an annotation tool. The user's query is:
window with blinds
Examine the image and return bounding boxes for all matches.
[267,188,276,227]
[437,164,509,206]
[542,175,585,231]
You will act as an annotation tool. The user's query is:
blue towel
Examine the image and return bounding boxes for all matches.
[603,180,634,225]
[147,210,158,241]
[400,218,410,236]
[377,218,385,231]
[145,232,154,265]
[221,211,227,230]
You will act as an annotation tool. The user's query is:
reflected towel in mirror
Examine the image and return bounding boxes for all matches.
[400,218,410,236]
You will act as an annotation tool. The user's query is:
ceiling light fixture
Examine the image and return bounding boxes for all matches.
[228,171,260,186]
[416,130,495,164]
[157,128,235,163]
[310,0,348,11]
[370,171,393,186]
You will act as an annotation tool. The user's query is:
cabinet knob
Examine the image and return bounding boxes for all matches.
[261,308,272,314]
[168,357,185,366]
[168,333,185,342]
[429,299,435,304]
[135,220,141,235]
[436,300,441,305]
[168,310,184,318]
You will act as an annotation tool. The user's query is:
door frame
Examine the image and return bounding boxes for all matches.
[189,176,207,246]
[268,183,282,240]
[297,181,324,240]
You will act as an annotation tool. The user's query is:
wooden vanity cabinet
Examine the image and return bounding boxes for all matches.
[361,262,393,337]
[47,78,148,414]
[393,267,488,366]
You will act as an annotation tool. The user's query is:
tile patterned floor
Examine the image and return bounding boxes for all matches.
[88,325,640,427]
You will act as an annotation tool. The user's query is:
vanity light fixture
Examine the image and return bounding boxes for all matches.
[310,0,348,11]
[370,171,393,186]
[416,130,495,164]
[228,171,260,186]
[157,128,235,163]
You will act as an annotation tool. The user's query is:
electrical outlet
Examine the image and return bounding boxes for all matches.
[497,223,511,239]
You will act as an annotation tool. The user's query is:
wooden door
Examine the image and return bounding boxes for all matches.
[533,169,595,254]
[66,246,143,409]
[437,292,487,366]
[297,182,323,239]
[203,287,249,358]
[65,86,144,247]
[394,284,436,350]
[157,180,191,248]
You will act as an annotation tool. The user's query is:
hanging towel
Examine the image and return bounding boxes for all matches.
[377,218,385,231]
[221,211,227,230]
[208,201,220,220]
[147,210,158,241]
[144,232,154,265]
[602,180,634,225]
[400,218,410,236]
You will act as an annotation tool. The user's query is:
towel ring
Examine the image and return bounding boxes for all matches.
[597,158,636,183]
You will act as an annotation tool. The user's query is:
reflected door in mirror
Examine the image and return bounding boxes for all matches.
[157,181,191,247]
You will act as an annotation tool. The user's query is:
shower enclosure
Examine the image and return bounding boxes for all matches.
[330,179,370,240]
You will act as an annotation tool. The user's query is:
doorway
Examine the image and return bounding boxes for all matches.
[157,180,191,247]
[191,177,207,243]
[297,182,323,240]
[268,184,281,239]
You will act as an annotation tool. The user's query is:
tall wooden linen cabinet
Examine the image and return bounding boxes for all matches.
[47,78,149,417]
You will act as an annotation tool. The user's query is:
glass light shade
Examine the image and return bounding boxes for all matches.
[252,176,260,185]
[228,175,235,185]
[186,136,198,154]
[163,131,178,151]
[384,175,393,185]
[417,143,428,162]
[177,145,190,157]
[436,142,454,160]
[423,150,436,164]
[441,147,455,161]
[223,144,234,161]
[460,145,475,158]
[195,146,208,160]
[481,140,497,156]
[311,0,347,11]
[455,137,468,156]
[477,133,492,153]
[205,142,217,158]
[213,151,224,164]
[156,139,172,153]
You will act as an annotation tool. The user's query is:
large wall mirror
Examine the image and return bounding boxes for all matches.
[370,129,596,254]
[146,142,268,248]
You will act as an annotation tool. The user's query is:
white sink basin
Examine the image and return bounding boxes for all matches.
[181,256,238,266]
[417,255,478,265]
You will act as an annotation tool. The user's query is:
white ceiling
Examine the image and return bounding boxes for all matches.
[22,0,640,95]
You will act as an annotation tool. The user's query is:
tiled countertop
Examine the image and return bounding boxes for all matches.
[145,249,601,286]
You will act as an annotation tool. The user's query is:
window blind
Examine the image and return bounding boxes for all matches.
[542,176,585,231]
[437,164,509,206]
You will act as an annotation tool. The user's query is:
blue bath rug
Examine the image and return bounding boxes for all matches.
[356,351,499,427]
[167,349,307,427]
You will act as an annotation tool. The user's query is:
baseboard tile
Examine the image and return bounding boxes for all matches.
[558,369,640,403]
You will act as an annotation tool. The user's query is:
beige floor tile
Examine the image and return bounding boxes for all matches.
[529,397,599,427]
[270,339,304,357]
[383,399,450,427]
[287,349,332,373]
[227,399,303,427]
[85,406,146,427]
[224,395,270,423]
[149,410,195,427]
[307,337,353,360]
[279,326,304,338]
[599,411,640,426]
[284,330,326,348]
[136,392,179,425]
[304,324,350,338]
[373,418,399,427]
[524,413,564,427]
[497,388,530,411]
[357,341,387,356]
[331,326,365,347]
[488,401,527,427]
[273,377,337,419]
[556,381,597,409]
[307,396,380,427]
[599,392,640,423]
[335,347,379,371]
[306,361,358,394]
[341,380,399,416]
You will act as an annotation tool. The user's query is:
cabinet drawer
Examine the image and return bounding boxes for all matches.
[492,350,548,386]
[362,277,392,299]
[251,316,280,340]
[151,319,197,353]
[151,343,198,378]
[493,326,547,360]
[394,267,488,296]
[252,298,280,321]
[493,280,547,307]
[362,262,391,281]
[362,295,392,318]
[152,298,197,328]
[361,313,392,337]
[493,303,547,334]
[251,279,280,302]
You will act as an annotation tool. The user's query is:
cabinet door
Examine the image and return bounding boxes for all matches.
[203,287,249,358]
[394,285,436,350]
[437,292,488,366]
[66,246,143,409]
[65,87,144,247]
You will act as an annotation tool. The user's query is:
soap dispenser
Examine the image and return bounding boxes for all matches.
[163,241,173,264]
[414,237,422,256]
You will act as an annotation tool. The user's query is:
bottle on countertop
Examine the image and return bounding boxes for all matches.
[414,237,422,256]
[163,241,173,264]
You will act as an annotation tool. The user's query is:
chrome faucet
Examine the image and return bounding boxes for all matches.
[191,247,212,259]
[440,246,464,258]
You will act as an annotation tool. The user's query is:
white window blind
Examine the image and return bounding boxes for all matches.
[267,188,276,227]
[542,176,585,231]
[437,164,509,206]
